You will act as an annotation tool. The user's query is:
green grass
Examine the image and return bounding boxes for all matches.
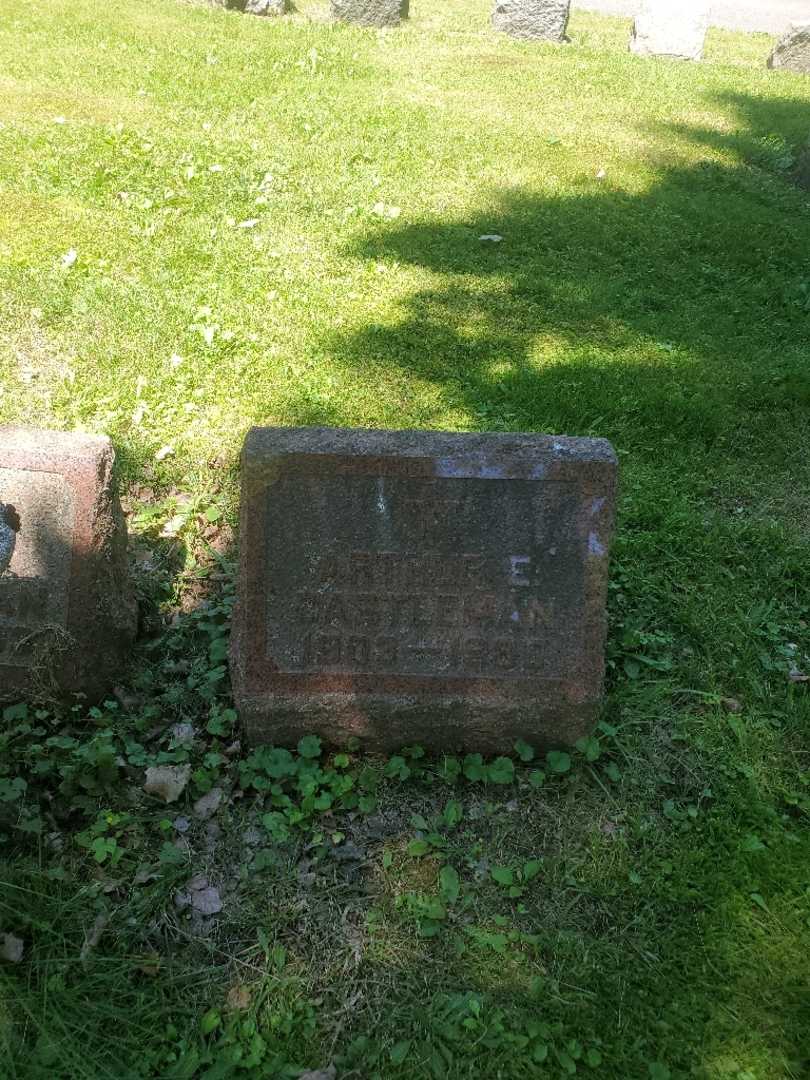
[1,0,810,1077]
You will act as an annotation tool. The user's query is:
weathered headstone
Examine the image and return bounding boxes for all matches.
[0,428,136,704]
[629,0,708,61]
[491,0,569,42]
[331,0,408,28]
[231,427,617,753]
[244,0,287,14]
[768,23,810,75]
[209,0,287,14]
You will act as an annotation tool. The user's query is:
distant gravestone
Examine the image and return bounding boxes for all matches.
[768,23,810,74]
[231,427,617,753]
[0,428,136,704]
[630,0,708,61]
[209,0,287,14]
[331,0,408,28]
[491,0,570,42]
[244,0,287,14]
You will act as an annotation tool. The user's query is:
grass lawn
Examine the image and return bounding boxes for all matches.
[1,0,810,1077]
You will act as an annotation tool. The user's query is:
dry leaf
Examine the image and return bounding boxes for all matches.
[80,913,109,965]
[226,984,252,1011]
[144,764,191,803]
[155,445,175,462]
[191,886,223,916]
[137,952,161,976]
[60,248,78,268]
[193,787,223,821]
[297,1067,336,1080]
[0,933,23,964]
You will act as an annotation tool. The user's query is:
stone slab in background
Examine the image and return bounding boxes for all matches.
[244,0,287,14]
[209,0,288,13]
[629,0,709,60]
[231,427,617,753]
[331,0,408,27]
[491,0,570,41]
[768,23,810,74]
[0,428,137,704]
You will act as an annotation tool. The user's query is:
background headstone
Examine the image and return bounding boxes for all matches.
[231,427,617,753]
[768,23,810,74]
[491,0,570,42]
[0,428,137,704]
[209,0,287,13]
[629,0,709,60]
[331,0,408,28]
[244,0,288,14]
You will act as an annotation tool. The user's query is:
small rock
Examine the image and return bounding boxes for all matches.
[721,697,743,714]
[173,816,191,834]
[0,932,23,964]
[144,765,191,804]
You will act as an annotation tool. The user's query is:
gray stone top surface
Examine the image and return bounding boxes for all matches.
[244,425,617,464]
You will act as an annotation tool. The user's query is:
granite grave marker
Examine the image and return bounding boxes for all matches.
[491,0,570,42]
[231,427,617,752]
[0,428,136,703]
[768,23,810,75]
[331,0,408,28]
[629,0,709,61]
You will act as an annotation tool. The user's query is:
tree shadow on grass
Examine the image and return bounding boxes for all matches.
[288,90,810,494]
[274,90,810,1074]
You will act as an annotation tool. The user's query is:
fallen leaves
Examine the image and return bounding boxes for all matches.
[175,874,223,915]
[60,248,78,269]
[372,202,401,219]
[297,1067,336,1080]
[80,912,109,965]
[144,764,191,804]
[226,984,251,1012]
[193,787,223,821]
